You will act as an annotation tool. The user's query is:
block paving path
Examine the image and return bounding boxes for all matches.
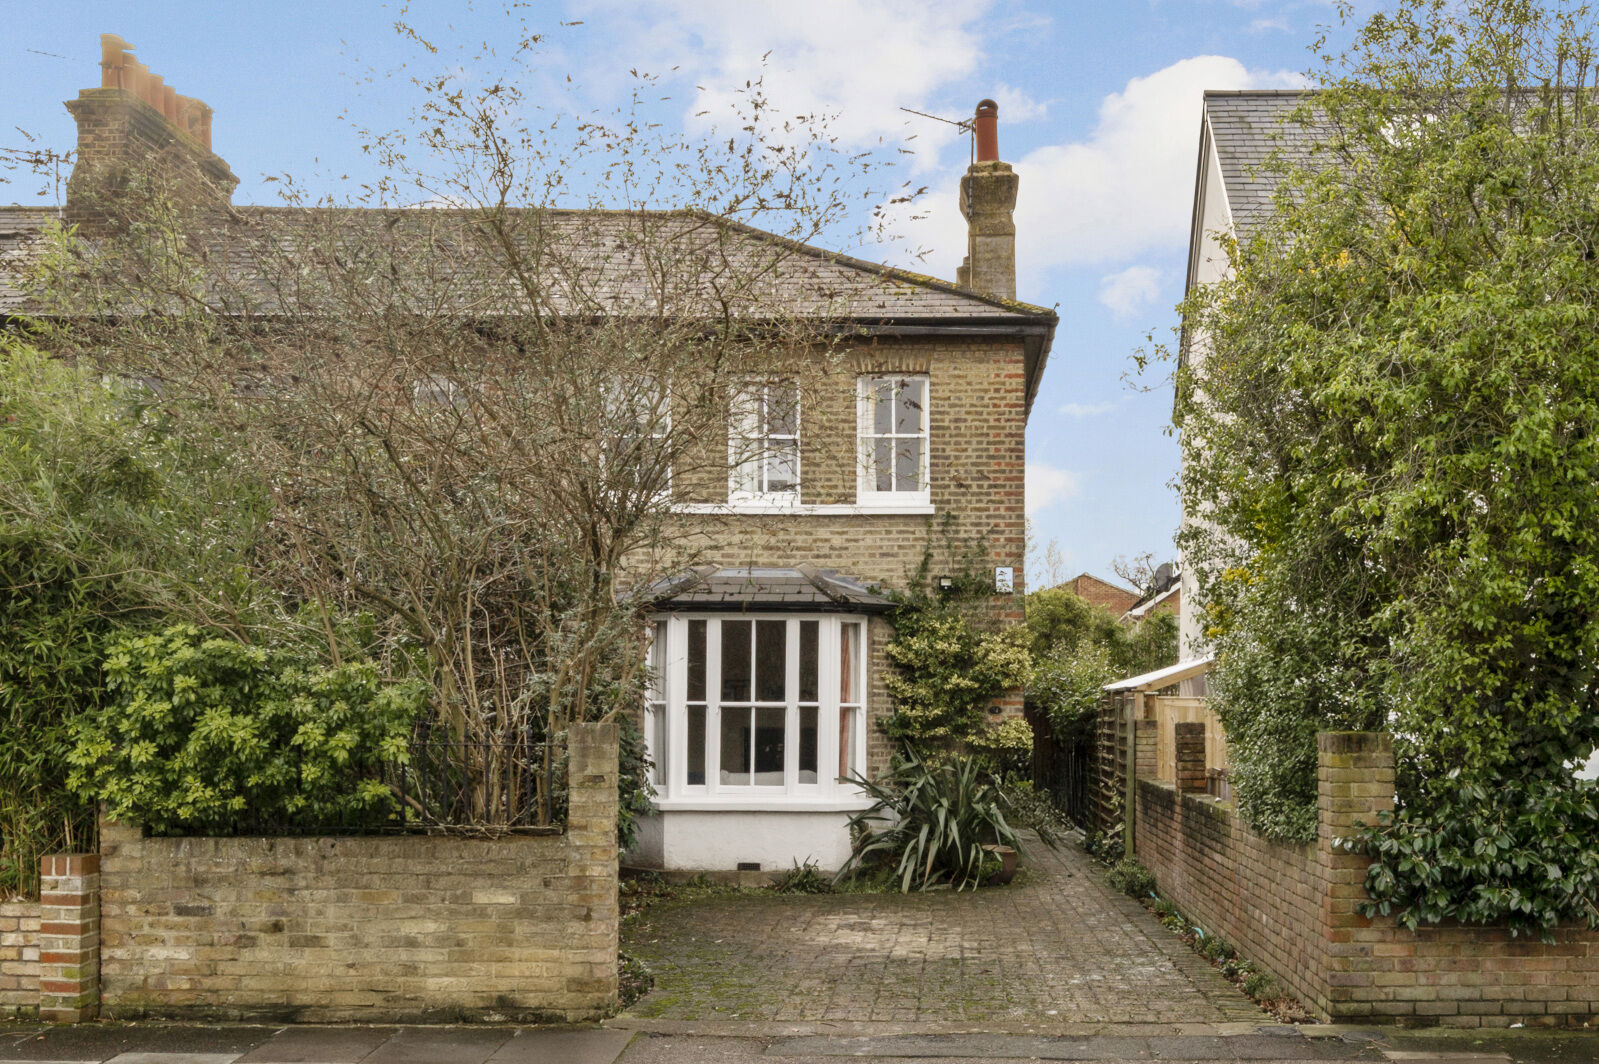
[621,836,1266,1033]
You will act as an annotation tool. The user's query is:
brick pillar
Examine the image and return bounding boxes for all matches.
[565,722,620,1012]
[1175,722,1207,793]
[38,855,99,1023]
[1315,731,1396,1022]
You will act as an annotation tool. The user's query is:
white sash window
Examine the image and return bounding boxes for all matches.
[646,614,868,807]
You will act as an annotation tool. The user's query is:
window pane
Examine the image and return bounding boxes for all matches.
[767,442,799,493]
[721,708,752,786]
[872,379,893,435]
[895,438,923,492]
[895,378,926,433]
[687,619,707,702]
[799,620,819,702]
[840,622,862,704]
[721,620,751,702]
[754,706,785,779]
[838,706,855,780]
[687,704,706,786]
[874,437,893,492]
[648,704,666,786]
[768,382,799,436]
[799,706,818,783]
[756,620,786,702]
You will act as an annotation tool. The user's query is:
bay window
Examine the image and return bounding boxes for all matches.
[646,614,867,802]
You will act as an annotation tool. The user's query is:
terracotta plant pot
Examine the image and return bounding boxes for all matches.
[982,843,1018,884]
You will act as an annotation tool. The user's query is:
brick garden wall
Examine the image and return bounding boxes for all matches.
[1134,730,1599,1027]
[0,901,40,1017]
[96,723,620,1023]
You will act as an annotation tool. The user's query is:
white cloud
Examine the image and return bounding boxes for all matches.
[991,83,1048,124]
[1026,462,1081,516]
[1250,18,1291,33]
[1059,399,1118,418]
[591,0,997,168]
[1097,265,1164,321]
[1011,55,1303,272]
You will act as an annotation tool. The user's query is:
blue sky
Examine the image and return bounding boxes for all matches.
[1,1,1365,591]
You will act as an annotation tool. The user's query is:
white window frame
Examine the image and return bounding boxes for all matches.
[647,613,870,811]
[729,379,801,503]
[857,374,930,505]
[604,376,673,499]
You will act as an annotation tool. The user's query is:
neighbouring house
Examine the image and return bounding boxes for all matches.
[1117,563,1179,626]
[0,43,1059,878]
[1056,572,1140,616]
[1168,89,1315,697]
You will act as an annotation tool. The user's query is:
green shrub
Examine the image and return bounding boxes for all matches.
[1241,971,1277,1000]
[1201,935,1235,962]
[882,612,1032,752]
[68,626,426,834]
[1106,857,1156,898]
[966,716,1035,782]
[838,749,1022,892]
[774,859,834,895]
[616,714,654,852]
[1001,779,1068,849]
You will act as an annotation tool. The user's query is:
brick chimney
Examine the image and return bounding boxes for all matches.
[64,35,237,230]
[956,99,1018,301]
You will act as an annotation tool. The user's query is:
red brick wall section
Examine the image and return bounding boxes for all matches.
[38,855,100,1023]
[1135,729,1599,1027]
[0,900,41,1017]
[97,722,620,1023]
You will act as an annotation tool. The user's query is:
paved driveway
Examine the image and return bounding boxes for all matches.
[620,837,1265,1034]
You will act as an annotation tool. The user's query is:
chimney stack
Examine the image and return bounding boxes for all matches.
[65,34,238,230]
[956,99,1018,301]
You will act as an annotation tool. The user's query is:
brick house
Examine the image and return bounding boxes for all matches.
[0,43,1059,872]
[1057,573,1140,616]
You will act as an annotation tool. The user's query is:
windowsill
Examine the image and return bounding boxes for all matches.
[652,796,878,813]
[675,501,936,516]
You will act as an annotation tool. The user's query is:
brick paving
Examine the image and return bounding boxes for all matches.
[621,837,1265,1031]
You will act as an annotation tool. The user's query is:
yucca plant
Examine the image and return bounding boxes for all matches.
[837,748,1022,892]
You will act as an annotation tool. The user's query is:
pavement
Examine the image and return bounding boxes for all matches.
[0,1023,1597,1064]
[620,833,1260,1029]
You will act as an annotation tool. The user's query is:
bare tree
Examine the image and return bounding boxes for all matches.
[22,15,908,825]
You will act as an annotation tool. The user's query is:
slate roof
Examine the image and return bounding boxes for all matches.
[0,203,1056,410]
[0,207,54,317]
[1202,90,1328,243]
[0,204,1054,323]
[638,565,895,613]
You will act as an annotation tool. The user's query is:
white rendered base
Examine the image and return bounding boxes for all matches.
[626,809,859,872]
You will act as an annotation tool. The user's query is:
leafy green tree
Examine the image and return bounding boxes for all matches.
[1173,0,1599,934]
[1024,586,1177,735]
[0,340,265,894]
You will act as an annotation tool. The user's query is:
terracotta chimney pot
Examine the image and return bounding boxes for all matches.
[161,84,178,122]
[100,34,132,89]
[144,72,163,111]
[974,99,999,162]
